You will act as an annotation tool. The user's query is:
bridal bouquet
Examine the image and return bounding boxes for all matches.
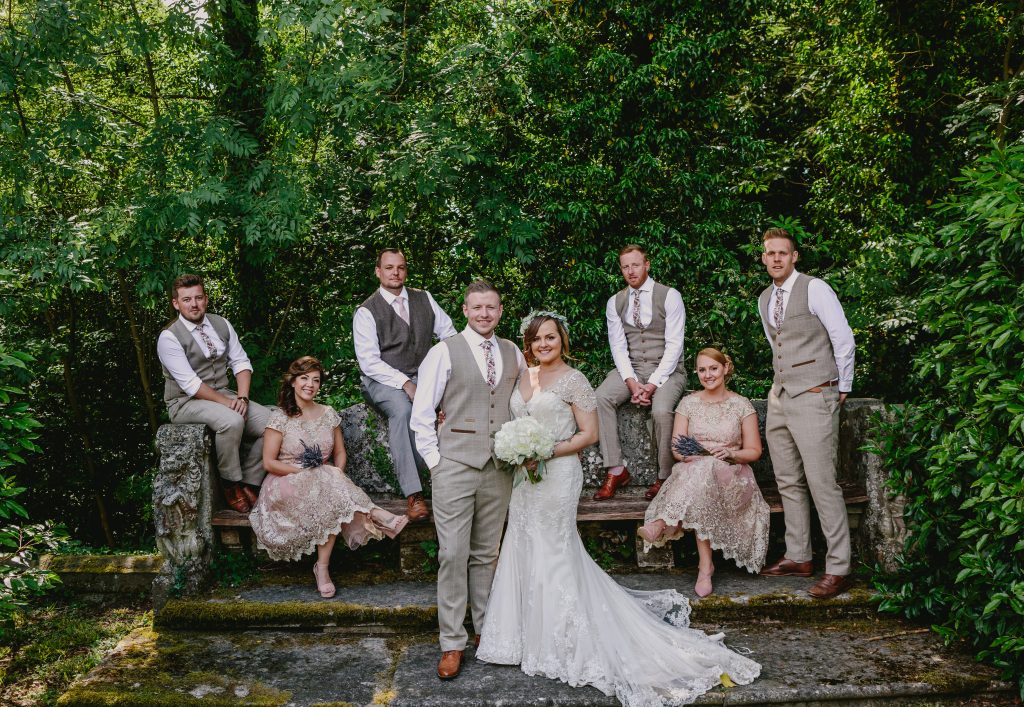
[493,417,557,486]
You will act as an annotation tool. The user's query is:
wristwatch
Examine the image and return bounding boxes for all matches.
[237,396,249,403]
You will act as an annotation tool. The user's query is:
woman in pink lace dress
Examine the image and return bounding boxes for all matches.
[639,348,769,597]
[249,356,407,598]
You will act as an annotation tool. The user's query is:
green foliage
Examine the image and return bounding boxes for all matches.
[209,548,259,589]
[582,524,636,571]
[0,351,66,620]
[872,143,1024,697]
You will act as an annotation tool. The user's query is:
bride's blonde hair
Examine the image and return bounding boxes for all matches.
[695,347,735,383]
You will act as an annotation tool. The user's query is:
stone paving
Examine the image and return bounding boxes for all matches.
[58,568,1018,706]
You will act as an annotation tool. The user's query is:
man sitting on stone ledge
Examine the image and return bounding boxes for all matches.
[354,248,457,523]
[594,244,687,501]
[157,273,271,514]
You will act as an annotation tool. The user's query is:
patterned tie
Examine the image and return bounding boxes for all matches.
[196,322,217,359]
[394,296,410,325]
[481,340,496,388]
[773,287,785,333]
[631,289,643,329]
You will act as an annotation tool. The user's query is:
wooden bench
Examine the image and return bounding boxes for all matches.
[213,482,868,572]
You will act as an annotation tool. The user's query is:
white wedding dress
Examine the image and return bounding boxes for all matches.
[476,369,761,706]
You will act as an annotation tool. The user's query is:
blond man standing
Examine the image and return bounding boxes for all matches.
[758,228,856,599]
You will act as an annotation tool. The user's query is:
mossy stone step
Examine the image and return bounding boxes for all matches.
[58,618,1015,706]
[155,570,878,632]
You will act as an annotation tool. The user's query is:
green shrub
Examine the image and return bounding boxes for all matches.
[0,350,67,622]
[873,143,1024,698]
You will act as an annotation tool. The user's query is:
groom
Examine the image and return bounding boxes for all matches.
[411,279,526,680]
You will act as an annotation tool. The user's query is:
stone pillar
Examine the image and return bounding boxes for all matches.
[152,424,215,609]
[854,406,908,573]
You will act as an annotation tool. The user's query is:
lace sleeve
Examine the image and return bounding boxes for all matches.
[674,393,695,417]
[266,408,288,432]
[562,370,597,412]
[324,405,342,429]
[737,395,756,420]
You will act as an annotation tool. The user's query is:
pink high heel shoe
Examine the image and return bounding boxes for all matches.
[694,567,714,598]
[637,521,664,544]
[373,512,409,539]
[313,562,336,599]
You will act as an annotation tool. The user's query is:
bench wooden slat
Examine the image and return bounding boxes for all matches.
[213,483,868,528]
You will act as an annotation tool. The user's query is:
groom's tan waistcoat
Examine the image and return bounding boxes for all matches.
[758,273,840,395]
[437,333,518,469]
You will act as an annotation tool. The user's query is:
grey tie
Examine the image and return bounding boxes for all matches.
[196,322,217,358]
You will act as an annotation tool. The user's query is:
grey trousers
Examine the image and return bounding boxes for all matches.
[595,369,687,479]
[360,375,424,497]
[169,392,270,486]
[765,384,851,575]
[431,456,512,651]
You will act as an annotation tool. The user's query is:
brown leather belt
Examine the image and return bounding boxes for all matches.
[807,380,839,393]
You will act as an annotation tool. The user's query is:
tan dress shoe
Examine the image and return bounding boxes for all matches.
[807,574,853,599]
[222,483,251,514]
[437,650,464,680]
[760,557,813,577]
[593,469,631,500]
[643,478,664,501]
[407,493,430,523]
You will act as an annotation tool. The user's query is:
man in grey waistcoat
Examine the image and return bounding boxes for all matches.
[411,280,526,681]
[157,274,271,514]
[354,248,457,522]
[757,227,856,600]
[593,244,687,501]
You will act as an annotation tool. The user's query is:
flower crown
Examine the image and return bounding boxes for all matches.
[519,310,570,336]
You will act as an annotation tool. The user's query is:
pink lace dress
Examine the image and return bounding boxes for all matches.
[249,406,390,561]
[643,393,769,573]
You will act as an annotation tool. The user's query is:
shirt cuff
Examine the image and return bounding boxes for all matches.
[230,362,254,376]
[424,452,440,469]
[182,376,202,397]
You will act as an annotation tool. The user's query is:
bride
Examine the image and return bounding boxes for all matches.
[476,312,760,706]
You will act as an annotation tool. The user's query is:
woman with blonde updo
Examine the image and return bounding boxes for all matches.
[249,356,407,599]
[639,348,770,597]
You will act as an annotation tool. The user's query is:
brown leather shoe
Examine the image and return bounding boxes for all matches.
[644,478,664,501]
[222,483,251,514]
[474,635,481,649]
[437,650,464,680]
[760,557,813,577]
[593,469,631,500]
[808,574,853,599]
[407,493,430,523]
[240,484,259,507]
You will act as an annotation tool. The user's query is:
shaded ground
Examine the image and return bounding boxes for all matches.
[0,597,150,706]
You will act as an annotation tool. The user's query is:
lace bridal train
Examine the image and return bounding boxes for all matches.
[476,370,760,707]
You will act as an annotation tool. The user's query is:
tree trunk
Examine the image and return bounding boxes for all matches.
[211,0,269,332]
[117,271,160,435]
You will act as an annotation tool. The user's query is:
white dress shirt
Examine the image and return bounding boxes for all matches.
[761,269,856,392]
[353,287,458,389]
[410,328,527,469]
[605,277,686,388]
[157,314,253,397]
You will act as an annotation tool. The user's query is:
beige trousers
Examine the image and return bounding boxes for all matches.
[431,456,512,651]
[595,369,687,479]
[170,392,270,485]
[765,385,851,575]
